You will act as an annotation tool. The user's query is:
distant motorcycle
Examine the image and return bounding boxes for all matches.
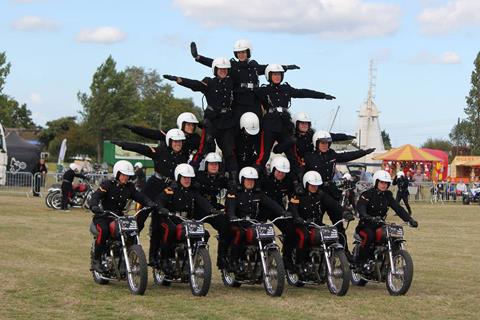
[89,208,151,295]
[50,180,94,210]
[221,216,288,297]
[350,220,415,295]
[152,212,219,296]
[282,219,351,296]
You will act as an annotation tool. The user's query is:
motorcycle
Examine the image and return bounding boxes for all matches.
[221,216,288,297]
[282,219,351,296]
[350,220,415,295]
[152,212,219,297]
[51,180,94,210]
[89,208,151,295]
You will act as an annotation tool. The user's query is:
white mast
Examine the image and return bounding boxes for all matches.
[356,59,385,163]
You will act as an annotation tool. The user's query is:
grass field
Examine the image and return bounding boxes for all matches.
[0,195,479,320]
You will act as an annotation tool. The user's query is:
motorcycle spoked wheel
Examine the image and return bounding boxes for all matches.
[50,193,63,210]
[189,247,212,296]
[90,242,109,285]
[326,250,350,296]
[45,191,58,208]
[386,250,413,296]
[126,245,148,295]
[263,249,285,297]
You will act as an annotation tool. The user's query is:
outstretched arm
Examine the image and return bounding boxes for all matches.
[123,125,165,141]
[290,86,336,100]
[190,42,214,67]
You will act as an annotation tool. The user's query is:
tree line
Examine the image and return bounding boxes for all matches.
[1,51,479,161]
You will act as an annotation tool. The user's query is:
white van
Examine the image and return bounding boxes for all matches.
[0,122,7,185]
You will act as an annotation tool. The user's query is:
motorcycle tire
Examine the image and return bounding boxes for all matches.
[189,247,212,296]
[126,245,148,295]
[386,249,413,296]
[263,249,285,297]
[51,193,63,210]
[326,250,350,296]
[45,191,57,208]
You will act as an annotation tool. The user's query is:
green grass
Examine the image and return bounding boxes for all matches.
[0,195,479,319]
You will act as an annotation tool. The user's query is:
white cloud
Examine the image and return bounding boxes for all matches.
[12,16,58,31]
[75,27,127,44]
[418,0,480,35]
[406,50,461,65]
[30,92,43,105]
[173,0,401,39]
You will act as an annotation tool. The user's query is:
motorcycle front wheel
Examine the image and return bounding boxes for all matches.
[50,193,63,210]
[263,249,285,297]
[386,249,413,296]
[126,244,148,295]
[326,250,350,296]
[189,247,212,296]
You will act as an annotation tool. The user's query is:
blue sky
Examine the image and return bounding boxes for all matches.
[1,0,479,147]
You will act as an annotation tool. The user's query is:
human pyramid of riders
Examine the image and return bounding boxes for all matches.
[88,39,419,296]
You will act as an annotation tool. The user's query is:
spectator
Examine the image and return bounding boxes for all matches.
[412,168,425,200]
[32,158,48,197]
[456,179,467,195]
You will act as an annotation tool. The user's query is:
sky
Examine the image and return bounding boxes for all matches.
[1,0,479,147]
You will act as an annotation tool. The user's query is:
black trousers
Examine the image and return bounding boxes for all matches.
[61,181,72,210]
[396,191,412,214]
[92,216,115,260]
[256,129,299,175]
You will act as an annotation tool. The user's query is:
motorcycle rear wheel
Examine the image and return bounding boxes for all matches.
[326,250,350,296]
[263,249,285,297]
[189,247,212,296]
[386,249,413,296]
[126,245,148,295]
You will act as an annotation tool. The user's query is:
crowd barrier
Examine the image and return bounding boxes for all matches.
[0,172,110,197]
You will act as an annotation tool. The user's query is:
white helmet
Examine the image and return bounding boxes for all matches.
[312,130,332,147]
[174,163,196,181]
[176,112,199,130]
[240,112,260,135]
[303,171,323,188]
[205,152,222,163]
[373,170,392,186]
[165,128,186,146]
[396,171,405,178]
[134,162,143,169]
[265,64,285,83]
[343,172,353,181]
[270,156,290,173]
[233,39,252,58]
[212,57,231,76]
[69,163,81,172]
[113,160,135,179]
[292,112,311,126]
[238,166,258,183]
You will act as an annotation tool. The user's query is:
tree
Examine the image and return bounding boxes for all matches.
[38,116,77,149]
[381,130,392,149]
[0,51,11,94]
[78,56,139,161]
[0,95,36,128]
[124,67,202,131]
[0,52,36,129]
[421,138,452,152]
[452,51,480,155]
